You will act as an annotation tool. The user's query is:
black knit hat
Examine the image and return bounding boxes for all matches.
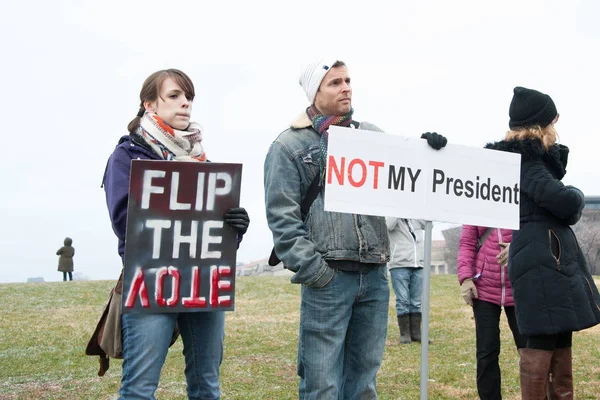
[509,86,557,129]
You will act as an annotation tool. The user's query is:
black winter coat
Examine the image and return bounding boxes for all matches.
[485,138,600,336]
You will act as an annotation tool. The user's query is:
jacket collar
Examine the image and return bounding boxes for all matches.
[485,138,565,179]
[291,111,312,129]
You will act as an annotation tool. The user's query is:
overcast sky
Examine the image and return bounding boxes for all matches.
[1,0,598,282]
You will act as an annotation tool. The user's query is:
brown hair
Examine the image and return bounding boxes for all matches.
[127,69,195,133]
[504,124,558,150]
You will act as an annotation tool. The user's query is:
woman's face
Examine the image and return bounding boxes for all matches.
[145,77,193,130]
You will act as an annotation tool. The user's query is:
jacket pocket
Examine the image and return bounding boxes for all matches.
[299,146,321,179]
[548,229,562,270]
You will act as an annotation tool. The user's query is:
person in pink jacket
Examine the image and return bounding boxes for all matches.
[457,226,526,400]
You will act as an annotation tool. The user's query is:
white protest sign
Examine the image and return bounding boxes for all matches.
[324,126,521,230]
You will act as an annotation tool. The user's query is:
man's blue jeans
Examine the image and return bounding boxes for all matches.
[119,311,225,400]
[390,267,423,316]
[298,265,389,400]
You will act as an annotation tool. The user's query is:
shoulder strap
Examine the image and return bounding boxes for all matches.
[475,228,494,253]
[300,173,322,220]
[269,173,322,266]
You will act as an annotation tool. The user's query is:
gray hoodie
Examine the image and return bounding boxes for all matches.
[386,218,425,269]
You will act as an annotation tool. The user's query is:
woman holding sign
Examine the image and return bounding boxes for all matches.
[485,87,600,399]
[102,69,249,400]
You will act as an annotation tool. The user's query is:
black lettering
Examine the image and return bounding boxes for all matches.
[502,186,512,203]
[407,168,421,192]
[464,180,474,198]
[453,179,463,196]
[480,177,491,200]
[513,184,520,205]
[446,177,454,195]
[492,185,501,202]
[388,166,406,190]
[432,169,444,193]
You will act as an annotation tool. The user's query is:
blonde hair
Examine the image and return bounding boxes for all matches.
[505,124,558,150]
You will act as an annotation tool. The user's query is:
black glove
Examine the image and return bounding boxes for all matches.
[557,144,569,169]
[224,207,250,235]
[421,132,447,150]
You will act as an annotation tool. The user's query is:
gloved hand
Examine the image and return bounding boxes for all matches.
[460,278,478,306]
[223,207,250,235]
[497,242,510,267]
[557,144,569,169]
[421,132,448,150]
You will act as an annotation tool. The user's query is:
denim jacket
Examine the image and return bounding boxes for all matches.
[264,112,390,288]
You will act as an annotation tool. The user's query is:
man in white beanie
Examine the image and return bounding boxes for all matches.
[264,59,446,399]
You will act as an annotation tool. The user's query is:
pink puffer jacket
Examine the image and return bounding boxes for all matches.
[457,225,514,307]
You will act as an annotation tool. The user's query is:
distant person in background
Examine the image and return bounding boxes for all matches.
[485,86,600,399]
[457,226,526,400]
[56,237,74,281]
[386,218,427,344]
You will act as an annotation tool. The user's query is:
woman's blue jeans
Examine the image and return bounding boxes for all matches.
[119,311,225,400]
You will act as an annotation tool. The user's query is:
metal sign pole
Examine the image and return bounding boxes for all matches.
[420,220,433,400]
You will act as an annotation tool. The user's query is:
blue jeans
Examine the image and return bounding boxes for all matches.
[298,265,389,400]
[119,311,225,400]
[390,267,422,316]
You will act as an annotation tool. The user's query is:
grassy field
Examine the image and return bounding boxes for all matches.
[1,275,599,399]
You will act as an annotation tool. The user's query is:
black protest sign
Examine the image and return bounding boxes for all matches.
[122,160,242,313]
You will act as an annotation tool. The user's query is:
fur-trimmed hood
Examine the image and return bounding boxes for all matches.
[484,138,566,180]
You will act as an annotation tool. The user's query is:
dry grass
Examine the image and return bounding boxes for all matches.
[0,276,599,399]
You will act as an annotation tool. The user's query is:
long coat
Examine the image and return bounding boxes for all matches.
[57,237,75,272]
[485,138,600,336]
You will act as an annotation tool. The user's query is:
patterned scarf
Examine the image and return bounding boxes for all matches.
[306,105,354,183]
[138,112,206,162]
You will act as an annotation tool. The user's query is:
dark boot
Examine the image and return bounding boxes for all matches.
[547,347,573,399]
[409,312,422,342]
[397,315,411,344]
[519,348,554,400]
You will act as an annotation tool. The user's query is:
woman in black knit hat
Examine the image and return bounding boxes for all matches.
[484,87,600,400]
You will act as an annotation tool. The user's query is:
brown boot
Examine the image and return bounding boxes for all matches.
[519,348,554,400]
[397,315,411,344]
[547,347,573,399]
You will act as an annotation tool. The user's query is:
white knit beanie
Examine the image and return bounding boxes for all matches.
[299,58,338,104]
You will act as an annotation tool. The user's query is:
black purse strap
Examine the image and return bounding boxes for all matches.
[475,228,494,253]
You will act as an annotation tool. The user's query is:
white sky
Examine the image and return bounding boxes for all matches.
[1,0,598,282]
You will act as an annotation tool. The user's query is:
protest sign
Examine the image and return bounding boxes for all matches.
[122,160,242,313]
[325,126,521,229]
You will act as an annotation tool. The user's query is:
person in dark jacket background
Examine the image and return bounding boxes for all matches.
[485,86,600,399]
[102,69,250,400]
[56,237,74,281]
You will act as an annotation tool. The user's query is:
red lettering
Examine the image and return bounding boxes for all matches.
[155,266,181,307]
[182,266,207,308]
[348,158,367,187]
[327,156,345,185]
[210,266,233,307]
[166,267,181,307]
[369,161,384,189]
[125,267,150,308]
